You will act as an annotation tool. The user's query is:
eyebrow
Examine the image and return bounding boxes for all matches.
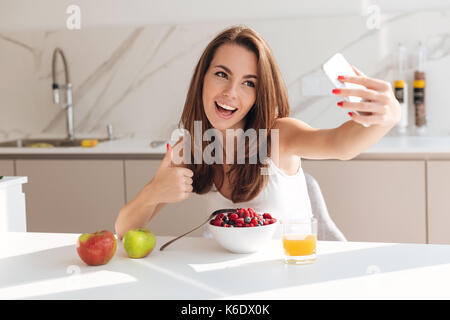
[214,65,258,80]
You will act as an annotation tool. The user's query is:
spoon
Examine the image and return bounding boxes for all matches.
[159,208,237,251]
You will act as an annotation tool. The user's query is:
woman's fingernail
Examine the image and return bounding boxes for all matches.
[166,143,170,151]
[337,101,343,107]
[338,75,345,80]
[332,89,341,94]
[348,112,353,117]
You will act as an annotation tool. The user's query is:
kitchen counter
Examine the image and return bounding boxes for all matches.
[1,135,450,159]
[3,232,450,299]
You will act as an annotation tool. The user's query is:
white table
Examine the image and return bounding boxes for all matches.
[2,232,450,300]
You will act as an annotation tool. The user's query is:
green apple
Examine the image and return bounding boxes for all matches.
[123,228,156,258]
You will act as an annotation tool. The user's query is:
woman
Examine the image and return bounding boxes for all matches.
[114,25,400,240]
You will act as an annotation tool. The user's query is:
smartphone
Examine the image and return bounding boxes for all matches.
[322,53,370,127]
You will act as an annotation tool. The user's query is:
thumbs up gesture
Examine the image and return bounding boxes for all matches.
[151,142,194,203]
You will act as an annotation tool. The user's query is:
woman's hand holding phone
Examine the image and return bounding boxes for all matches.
[333,65,401,127]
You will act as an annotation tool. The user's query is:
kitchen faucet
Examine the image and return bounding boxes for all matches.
[51,48,74,140]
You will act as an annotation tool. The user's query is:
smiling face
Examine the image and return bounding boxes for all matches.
[202,43,258,132]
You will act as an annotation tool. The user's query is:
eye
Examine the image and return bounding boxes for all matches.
[244,80,255,88]
[215,71,227,78]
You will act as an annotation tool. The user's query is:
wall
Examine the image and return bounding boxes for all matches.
[0,1,449,141]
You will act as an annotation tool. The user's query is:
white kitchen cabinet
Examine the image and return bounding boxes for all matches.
[427,161,450,244]
[0,160,15,175]
[0,176,27,232]
[16,159,125,233]
[302,160,426,244]
[124,160,208,236]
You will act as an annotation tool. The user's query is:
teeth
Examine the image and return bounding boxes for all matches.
[216,102,237,111]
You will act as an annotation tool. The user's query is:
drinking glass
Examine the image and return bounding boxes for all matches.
[281,217,317,265]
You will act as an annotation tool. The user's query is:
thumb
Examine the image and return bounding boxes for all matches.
[159,143,173,169]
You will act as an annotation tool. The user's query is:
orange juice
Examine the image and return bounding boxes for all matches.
[283,234,316,256]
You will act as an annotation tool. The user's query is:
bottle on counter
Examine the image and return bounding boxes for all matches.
[414,42,427,135]
[394,43,409,134]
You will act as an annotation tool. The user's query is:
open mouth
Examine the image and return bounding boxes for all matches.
[215,101,238,118]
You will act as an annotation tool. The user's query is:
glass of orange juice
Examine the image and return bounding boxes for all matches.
[281,218,317,265]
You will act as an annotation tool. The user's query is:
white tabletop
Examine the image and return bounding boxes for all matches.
[2,232,450,300]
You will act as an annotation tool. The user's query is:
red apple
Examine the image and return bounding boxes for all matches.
[76,230,117,266]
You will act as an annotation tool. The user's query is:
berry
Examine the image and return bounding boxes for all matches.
[210,209,274,228]
[229,213,239,220]
[263,213,272,219]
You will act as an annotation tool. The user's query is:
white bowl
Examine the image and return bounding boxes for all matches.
[208,221,278,253]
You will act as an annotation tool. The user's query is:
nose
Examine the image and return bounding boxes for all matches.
[222,80,239,99]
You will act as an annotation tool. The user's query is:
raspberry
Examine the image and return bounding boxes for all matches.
[211,210,275,228]
[263,213,272,219]
[229,213,239,220]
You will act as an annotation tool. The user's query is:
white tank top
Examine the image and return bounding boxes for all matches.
[203,157,313,238]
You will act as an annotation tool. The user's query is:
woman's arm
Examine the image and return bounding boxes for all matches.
[115,181,167,240]
[279,66,400,160]
[114,139,193,240]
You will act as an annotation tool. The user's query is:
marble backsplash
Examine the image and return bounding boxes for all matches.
[0,8,449,141]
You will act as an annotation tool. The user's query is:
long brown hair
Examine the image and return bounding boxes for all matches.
[178,25,290,203]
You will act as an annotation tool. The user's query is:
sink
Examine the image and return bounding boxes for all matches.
[0,138,110,148]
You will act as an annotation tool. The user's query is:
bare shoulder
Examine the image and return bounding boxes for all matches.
[273,117,315,133]
[272,117,341,160]
[272,117,316,151]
